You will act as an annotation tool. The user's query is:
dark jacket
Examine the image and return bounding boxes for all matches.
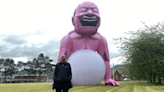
[53,62,72,90]
[54,62,72,81]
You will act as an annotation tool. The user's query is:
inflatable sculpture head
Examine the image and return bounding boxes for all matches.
[72,1,100,36]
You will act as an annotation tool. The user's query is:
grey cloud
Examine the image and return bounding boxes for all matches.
[1,30,47,45]
[0,39,60,63]
[2,34,27,45]
[0,44,6,51]
[0,33,60,63]
[109,52,121,60]
[107,39,122,59]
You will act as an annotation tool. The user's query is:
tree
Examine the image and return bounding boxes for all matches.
[17,61,25,83]
[31,58,39,82]
[0,59,4,73]
[24,61,33,83]
[115,22,164,84]
[0,59,4,83]
[36,53,53,82]
[42,56,53,82]
[8,60,17,83]
[37,53,44,82]
[1,59,16,83]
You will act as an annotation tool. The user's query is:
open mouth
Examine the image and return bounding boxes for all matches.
[80,19,98,27]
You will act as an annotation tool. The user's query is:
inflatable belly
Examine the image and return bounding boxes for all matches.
[67,49,106,86]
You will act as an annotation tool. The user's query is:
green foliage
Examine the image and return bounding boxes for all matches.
[36,53,54,82]
[0,59,5,73]
[0,58,17,83]
[16,61,26,83]
[115,22,164,83]
[20,53,54,82]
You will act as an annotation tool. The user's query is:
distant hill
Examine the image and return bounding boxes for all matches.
[111,65,128,72]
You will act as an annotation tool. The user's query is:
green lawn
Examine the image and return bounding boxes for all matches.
[0,81,164,92]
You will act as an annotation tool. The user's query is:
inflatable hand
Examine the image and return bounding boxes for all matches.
[50,82,54,86]
[105,79,120,86]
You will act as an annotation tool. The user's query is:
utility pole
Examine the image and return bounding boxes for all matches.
[113,62,114,80]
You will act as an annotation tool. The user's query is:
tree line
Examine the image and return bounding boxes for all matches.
[0,53,54,83]
[115,22,164,84]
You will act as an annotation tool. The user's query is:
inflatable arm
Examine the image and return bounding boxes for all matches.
[58,34,73,62]
[98,36,120,86]
[98,36,111,78]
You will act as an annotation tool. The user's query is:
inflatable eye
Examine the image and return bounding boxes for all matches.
[80,8,87,12]
[92,8,98,13]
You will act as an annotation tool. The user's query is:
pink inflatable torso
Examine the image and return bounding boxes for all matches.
[58,31,106,61]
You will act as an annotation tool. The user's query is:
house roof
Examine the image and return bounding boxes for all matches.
[111,70,117,76]
[118,71,124,74]
[111,70,124,78]
[111,70,121,76]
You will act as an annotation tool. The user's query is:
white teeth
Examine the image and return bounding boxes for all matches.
[83,16,96,19]
[82,19,97,22]
[83,26,95,27]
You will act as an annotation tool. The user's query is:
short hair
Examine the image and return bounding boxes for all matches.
[73,9,76,17]
[72,9,76,23]
[60,54,66,61]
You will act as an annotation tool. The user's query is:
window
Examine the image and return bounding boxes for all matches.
[122,74,124,77]
[115,76,118,80]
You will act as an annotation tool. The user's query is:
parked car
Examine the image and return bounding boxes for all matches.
[123,78,130,81]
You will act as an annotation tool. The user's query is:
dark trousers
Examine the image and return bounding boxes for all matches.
[56,88,68,92]
[56,80,69,92]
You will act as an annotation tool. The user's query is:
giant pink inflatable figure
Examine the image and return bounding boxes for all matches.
[57,1,120,86]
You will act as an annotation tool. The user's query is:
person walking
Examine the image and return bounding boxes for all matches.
[53,54,72,92]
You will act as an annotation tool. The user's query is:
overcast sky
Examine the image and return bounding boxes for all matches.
[0,0,164,67]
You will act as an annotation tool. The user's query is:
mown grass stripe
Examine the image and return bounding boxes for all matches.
[109,82,127,92]
[104,87,119,92]
[71,86,96,92]
[0,81,164,92]
[133,82,143,92]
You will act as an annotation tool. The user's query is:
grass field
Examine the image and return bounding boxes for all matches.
[0,81,164,92]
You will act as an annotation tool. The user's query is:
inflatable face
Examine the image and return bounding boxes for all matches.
[72,2,101,36]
